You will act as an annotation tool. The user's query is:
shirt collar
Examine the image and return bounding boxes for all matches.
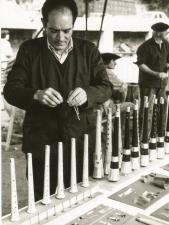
[153,37,163,47]
[47,38,73,64]
[47,38,73,56]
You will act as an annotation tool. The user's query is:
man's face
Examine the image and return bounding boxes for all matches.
[156,30,169,41]
[107,59,116,69]
[45,8,73,53]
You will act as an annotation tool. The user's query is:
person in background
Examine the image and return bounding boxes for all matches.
[4,0,119,201]
[137,22,169,137]
[101,53,128,114]
[1,29,13,81]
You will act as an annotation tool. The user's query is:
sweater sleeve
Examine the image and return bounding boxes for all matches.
[83,44,115,108]
[136,44,149,66]
[3,42,37,111]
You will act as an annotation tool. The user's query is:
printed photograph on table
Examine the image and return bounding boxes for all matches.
[66,205,132,225]
[125,214,167,225]
[109,173,169,209]
[151,202,169,223]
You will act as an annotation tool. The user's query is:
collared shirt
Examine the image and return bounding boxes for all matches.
[137,37,169,88]
[154,38,162,49]
[47,38,73,64]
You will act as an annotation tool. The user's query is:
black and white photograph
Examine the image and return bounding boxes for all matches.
[1,0,169,224]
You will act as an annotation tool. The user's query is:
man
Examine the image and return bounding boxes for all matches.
[4,0,115,201]
[137,22,169,137]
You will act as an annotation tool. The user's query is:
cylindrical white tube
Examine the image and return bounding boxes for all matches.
[157,137,165,159]
[131,147,140,170]
[69,138,78,193]
[41,145,51,205]
[56,142,65,199]
[81,134,89,187]
[121,150,132,175]
[10,158,20,222]
[109,156,119,182]
[140,143,149,167]
[93,110,104,179]
[27,153,36,213]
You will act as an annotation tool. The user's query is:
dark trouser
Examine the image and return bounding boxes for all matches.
[139,86,167,139]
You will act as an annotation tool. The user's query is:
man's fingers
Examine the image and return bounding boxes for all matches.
[77,99,87,106]
[70,96,87,106]
[50,89,63,102]
[42,96,58,107]
[67,90,73,99]
[67,88,82,102]
[45,92,61,104]
[34,88,63,107]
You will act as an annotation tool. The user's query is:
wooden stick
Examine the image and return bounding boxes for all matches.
[93,110,104,179]
[56,142,65,199]
[149,98,157,161]
[27,153,36,213]
[131,100,140,170]
[41,146,51,205]
[116,104,122,168]
[109,110,120,181]
[81,134,89,187]
[157,97,165,159]
[69,138,78,193]
[10,158,20,222]
[104,108,112,175]
[140,98,149,167]
[121,107,131,175]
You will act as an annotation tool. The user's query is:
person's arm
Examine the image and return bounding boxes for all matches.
[139,64,159,77]
[4,42,63,110]
[137,44,167,79]
[3,42,37,111]
[83,45,115,108]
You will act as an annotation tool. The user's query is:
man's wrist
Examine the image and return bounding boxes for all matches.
[33,90,40,101]
[152,71,159,77]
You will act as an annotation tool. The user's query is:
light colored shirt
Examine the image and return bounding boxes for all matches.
[154,37,163,49]
[47,38,73,64]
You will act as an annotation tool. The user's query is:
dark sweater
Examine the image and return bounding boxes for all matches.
[4,36,113,156]
[137,37,169,88]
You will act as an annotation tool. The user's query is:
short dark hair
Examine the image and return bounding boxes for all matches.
[42,0,78,26]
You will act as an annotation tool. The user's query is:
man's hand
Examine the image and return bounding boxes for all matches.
[67,87,87,106]
[33,87,63,107]
[159,72,168,80]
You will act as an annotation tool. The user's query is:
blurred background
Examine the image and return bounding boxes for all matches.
[1,0,169,216]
